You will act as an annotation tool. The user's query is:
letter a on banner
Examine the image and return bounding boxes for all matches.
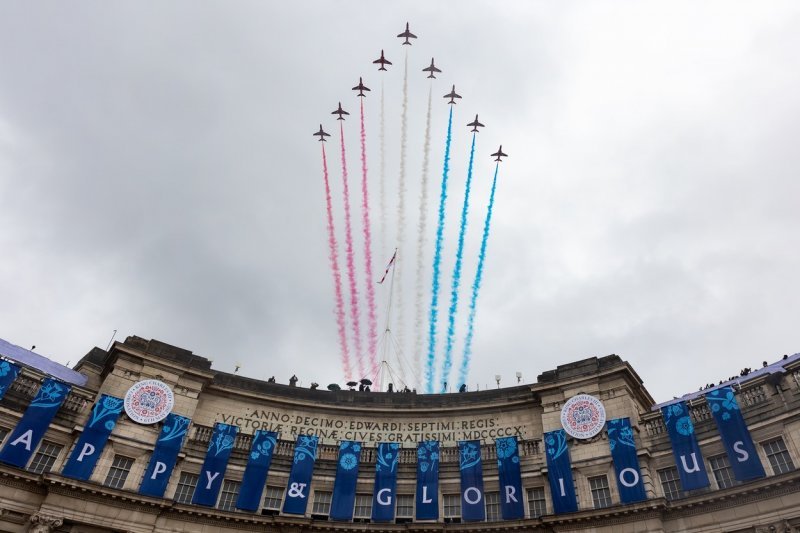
[0,360,21,401]
[372,442,400,522]
[192,423,239,506]
[282,435,319,515]
[495,436,524,520]
[705,387,765,481]
[661,401,710,490]
[236,430,278,511]
[62,394,124,480]
[606,418,647,503]
[0,377,71,468]
[330,441,362,520]
[415,441,439,520]
[139,413,191,497]
[544,429,578,514]
[458,440,486,521]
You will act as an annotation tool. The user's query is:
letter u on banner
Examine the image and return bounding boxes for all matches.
[62,394,124,480]
[458,440,486,521]
[705,386,765,481]
[192,423,239,506]
[495,436,524,519]
[330,441,361,520]
[139,413,191,497]
[607,418,647,503]
[0,377,71,468]
[282,435,319,515]
[236,430,278,511]
[0,360,21,400]
[372,442,400,522]
[415,440,439,520]
[661,401,710,490]
[544,429,578,514]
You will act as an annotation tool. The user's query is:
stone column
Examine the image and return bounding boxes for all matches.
[28,513,64,533]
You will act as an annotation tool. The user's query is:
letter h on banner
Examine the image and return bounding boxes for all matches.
[192,423,239,506]
[661,401,710,490]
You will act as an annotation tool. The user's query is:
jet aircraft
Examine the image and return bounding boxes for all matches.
[397,22,417,45]
[443,85,462,104]
[352,77,371,97]
[491,145,508,161]
[332,102,349,120]
[313,125,331,142]
[373,50,392,71]
[467,114,484,132]
[422,58,441,78]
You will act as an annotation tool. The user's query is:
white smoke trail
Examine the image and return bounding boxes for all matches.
[394,49,409,355]
[379,79,387,269]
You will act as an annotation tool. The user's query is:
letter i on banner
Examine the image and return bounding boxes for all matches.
[544,429,578,514]
[661,401,710,490]
[705,386,765,481]
[62,394,124,480]
[236,430,278,511]
[192,423,239,506]
[495,436,524,520]
[330,441,362,520]
[139,413,191,497]
[0,360,21,400]
[372,442,400,522]
[282,435,319,515]
[606,418,647,503]
[0,377,71,468]
[458,440,486,521]
[415,441,440,520]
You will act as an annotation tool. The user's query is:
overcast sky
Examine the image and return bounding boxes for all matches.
[1,1,798,404]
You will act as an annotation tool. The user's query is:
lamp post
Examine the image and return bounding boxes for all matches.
[495,375,501,389]
[516,371,522,383]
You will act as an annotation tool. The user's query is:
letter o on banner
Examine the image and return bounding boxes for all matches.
[464,487,482,505]
[619,467,640,488]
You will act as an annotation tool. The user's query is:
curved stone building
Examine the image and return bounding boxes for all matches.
[1,335,798,532]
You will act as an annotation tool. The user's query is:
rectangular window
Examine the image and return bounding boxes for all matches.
[658,467,682,501]
[312,490,332,516]
[104,455,135,489]
[217,479,241,512]
[527,487,547,518]
[443,493,461,522]
[262,485,283,512]
[0,427,9,444]
[174,472,198,504]
[762,437,796,475]
[354,493,372,520]
[395,494,414,522]
[485,491,500,521]
[709,454,737,489]
[588,475,612,509]
[27,441,63,474]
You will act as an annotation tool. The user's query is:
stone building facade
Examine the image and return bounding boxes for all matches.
[1,335,798,532]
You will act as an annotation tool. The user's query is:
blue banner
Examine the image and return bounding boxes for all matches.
[235,430,278,511]
[544,429,578,514]
[62,394,124,480]
[705,387,765,481]
[192,423,239,507]
[0,377,71,468]
[607,418,647,503]
[415,440,439,520]
[661,401,710,490]
[139,414,191,497]
[282,435,318,515]
[330,441,361,520]
[495,436,524,520]
[0,360,21,400]
[372,442,400,522]
[458,440,485,521]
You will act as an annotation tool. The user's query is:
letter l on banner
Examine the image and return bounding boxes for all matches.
[415,441,439,520]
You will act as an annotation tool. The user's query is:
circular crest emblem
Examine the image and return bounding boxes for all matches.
[560,394,606,439]
[124,379,174,424]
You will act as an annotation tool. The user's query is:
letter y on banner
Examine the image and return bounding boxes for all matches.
[192,423,239,506]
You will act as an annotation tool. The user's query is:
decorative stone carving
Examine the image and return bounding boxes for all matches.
[754,520,797,533]
[28,513,63,533]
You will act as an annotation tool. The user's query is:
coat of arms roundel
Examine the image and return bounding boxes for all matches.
[560,394,606,439]
[123,379,174,424]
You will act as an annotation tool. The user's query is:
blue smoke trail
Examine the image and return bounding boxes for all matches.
[440,133,476,393]
[425,106,454,393]
[458,163,499,388]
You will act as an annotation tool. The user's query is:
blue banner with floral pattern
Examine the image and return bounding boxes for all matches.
[62,394,123,480]
[544,429,578,514]
[0,360,21,400]
[607,418,647,503]
[661,401,710,491]
[705,387,765,481]
[415,440,439,520]
[372,442,400,522]
[236,430,278,511]
[458,440,486,521]
[0,377,71,468]
[495,436,524,519]
[139,413,191,497]
[330,440,361,520]
[282,435,319,515]
[192,423,239,506]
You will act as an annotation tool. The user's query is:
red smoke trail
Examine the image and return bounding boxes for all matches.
[339,122,365,379]
[321,143,351,380]
[360,99,379,377]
